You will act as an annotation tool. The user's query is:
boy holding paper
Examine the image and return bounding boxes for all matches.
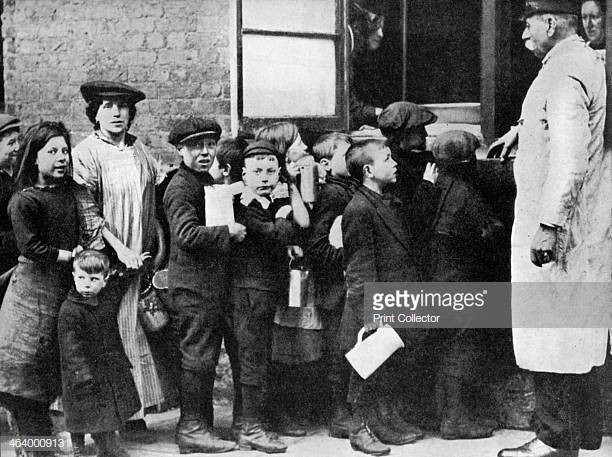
[164,117,245,454]
[340,139,434,455]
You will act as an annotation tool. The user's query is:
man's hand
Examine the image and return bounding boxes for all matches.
[422,162,439,184]
[487,126,519,162]
[530,225,557,267]
[228,222,247,242]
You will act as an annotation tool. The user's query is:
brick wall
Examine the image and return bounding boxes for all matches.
[1,0,231,165]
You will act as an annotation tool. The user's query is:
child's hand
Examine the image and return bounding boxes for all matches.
[71,245,84,259]
[422,162,439,184]
[285,162,300,183]
[229,222,247,242]
[288,245,304,260]
[275,205,292,220]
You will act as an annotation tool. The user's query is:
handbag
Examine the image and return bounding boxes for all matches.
[137,269,169,333]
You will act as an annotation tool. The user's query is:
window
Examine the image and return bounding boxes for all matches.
[236,0,349,132]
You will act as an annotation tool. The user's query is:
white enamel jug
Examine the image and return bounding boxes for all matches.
[345,326,404,379]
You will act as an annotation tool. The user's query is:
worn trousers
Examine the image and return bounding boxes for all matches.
[533,368,603,450]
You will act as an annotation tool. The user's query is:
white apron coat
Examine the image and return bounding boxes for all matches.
[511,36,611,374]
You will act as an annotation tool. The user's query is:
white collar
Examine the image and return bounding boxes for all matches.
[240,185,272,209]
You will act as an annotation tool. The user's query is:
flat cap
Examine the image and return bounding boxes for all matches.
[432,130,480,166]
[243,140,280,160]
[378,102,437,134]
[0,114,20,135]
[80,80,146,104]
[168,117,222,146]
[521,0,580,19]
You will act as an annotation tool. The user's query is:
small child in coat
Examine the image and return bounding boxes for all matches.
[58,250,141,457]
[308,132,358,437]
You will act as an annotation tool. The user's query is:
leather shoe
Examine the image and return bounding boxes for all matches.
[238,422,287,453]
[440,416,494,440]
[349,423,390,456]
[274,414,307,437]
[175,420,238,454]
[497,438,579,457]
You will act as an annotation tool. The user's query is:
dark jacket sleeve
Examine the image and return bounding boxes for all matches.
[307,185,343,271]
[242,203,299,247]
[342,202,378,319]
[58,308,94,386]
[164,179,231,254]
[9,192,59,264]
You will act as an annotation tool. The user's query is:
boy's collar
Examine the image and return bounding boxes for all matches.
[240,185,273,209]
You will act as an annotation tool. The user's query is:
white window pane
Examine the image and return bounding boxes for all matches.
[243,35,336,117]
[242,0,336,33]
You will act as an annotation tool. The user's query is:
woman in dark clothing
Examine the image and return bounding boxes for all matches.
[0,122,99,453]
[0,114,21,277]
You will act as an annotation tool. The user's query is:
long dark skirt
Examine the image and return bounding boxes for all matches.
[0,257,71,403]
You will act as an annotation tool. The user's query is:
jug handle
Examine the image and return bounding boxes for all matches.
[357,327,366,343]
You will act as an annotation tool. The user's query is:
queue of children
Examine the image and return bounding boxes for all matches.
[0,81,505,457]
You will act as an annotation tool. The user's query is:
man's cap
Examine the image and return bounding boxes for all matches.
[168,117,222,147]
[0,114,20,135]
[432,130,480,166]
[521,0,580,20]
[80,80,146,104]
[378,102,438,134]
[243,140,280,160]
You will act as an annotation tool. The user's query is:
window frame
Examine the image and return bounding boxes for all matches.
[236,0,349,133]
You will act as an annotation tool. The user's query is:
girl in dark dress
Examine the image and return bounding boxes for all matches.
[0,122,98,454]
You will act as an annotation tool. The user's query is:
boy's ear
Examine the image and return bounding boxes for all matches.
[363,164,372,178]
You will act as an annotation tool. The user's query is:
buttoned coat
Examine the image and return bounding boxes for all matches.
[338,186,422,352]
[511,36,611,373]
[58,283,141,433]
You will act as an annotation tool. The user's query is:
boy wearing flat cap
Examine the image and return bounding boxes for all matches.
[230,140,309,454]
[164,117,245,454]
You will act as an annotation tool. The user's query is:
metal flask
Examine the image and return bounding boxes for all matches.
[288,263,315,308]
[297,155,318,204]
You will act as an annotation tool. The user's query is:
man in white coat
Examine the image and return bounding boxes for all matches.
[490,1,611,457]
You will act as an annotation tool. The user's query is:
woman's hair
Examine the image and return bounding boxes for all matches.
[216,132,253,183]
[85,98,137,130]
[255,122,299,160]
[74,249,110,276]
[16,121,72,190]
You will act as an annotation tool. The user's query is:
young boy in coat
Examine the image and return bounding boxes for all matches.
[231,140,309,454]
[340,139,427,455]
[430,130,502,440]
[58,250,140,457]
[307,132,358,438]
[164,117,245,454]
